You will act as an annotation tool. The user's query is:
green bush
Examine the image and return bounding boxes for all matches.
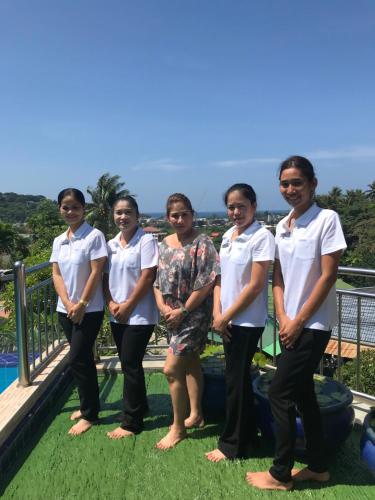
[339,349,375,396]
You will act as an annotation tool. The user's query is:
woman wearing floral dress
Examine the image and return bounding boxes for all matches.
[154,193,220,449]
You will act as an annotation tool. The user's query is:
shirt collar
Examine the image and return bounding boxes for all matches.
[113,226,142,248]
[280,203,321,234]
[61,221,91,243]
[294,203,321,227]
[225,220,262,242]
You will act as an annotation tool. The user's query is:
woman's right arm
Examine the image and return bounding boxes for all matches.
[212,275,232,342]
[154,287,172,317]
[52,263,73,314]
[102,272,120,318]
[272,257,287,328]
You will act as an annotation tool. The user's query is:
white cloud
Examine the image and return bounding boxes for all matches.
[307,146,375,161]
[131,158,188,172]
[213,146,375,168]
[213,157,281,168]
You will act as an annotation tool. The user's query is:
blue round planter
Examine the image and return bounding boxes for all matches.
[253,371,354,456]
[202,362,260,416]
[360,409,375,477]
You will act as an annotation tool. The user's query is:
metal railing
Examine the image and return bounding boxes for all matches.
[13,261,64,386]
[5,261,375,396]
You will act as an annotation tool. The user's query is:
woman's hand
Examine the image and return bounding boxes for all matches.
[279,315,304,349]
[67,302,86,325]
[64,300,75,317]
[213,313,232,342]
[164,308,184,329]
[162,304,173,318]
[108,300,120,318]
[115,302,131,324]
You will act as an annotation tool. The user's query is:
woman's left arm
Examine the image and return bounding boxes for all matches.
[165,281,215,328]
[116,267,157,323]
[68,256,107,324]
[280,250,342,348]
[213,260,271,333]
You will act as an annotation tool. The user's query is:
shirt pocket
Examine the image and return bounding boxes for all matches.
[125,251,140,268]
[230,247,249,265]
[295,239,316,260]
[71,247,87,265]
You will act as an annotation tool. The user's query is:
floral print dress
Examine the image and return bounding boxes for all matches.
[155,233,220,356]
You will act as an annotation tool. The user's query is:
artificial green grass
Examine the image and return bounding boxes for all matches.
[1,373,373,499]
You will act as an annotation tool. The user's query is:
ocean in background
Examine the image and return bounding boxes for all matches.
[142,210,286,218]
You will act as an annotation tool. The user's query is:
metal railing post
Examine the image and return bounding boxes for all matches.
[356,297,361,391]
[14,261,31,386]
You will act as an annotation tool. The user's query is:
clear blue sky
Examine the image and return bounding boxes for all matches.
[1,0,375,212]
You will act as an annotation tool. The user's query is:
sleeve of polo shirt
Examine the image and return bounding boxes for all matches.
[274,229,281,260]
[140,235,159,270]
[103,243,112,273]
[321,212,347,255]
[88,231,108,261]
[49,237,59,263]
[253,230,275,262]
[193,237,220,291]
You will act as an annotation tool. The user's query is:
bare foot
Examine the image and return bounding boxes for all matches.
[246,471,293,491]
[184,415,205,429]
[107,427,135,440]
[70,410,82,421]
[155,428,187,450]
[205,449,227,462]
[292,467,330,482]
[68,419,93,436]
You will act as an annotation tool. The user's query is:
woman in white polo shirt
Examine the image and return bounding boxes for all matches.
[50,188,108,436]
[103,196,158,439]
[247,156,347,491]
[206,183,275,462]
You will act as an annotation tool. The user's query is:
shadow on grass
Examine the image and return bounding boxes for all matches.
[292,424,374,490]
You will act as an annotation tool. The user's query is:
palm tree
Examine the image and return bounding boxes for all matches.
[344,189,366,207]
[365,181,375,200]
[86,173,133,238]
[323,186,343,212]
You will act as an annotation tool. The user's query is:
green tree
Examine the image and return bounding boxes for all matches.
[26,199,65,254]
[86,173,132,238]
[0,221,29,261]
[365,181,375,200]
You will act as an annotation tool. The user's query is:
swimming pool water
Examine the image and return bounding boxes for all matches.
[0,366,18,393]
[0,353,18,393]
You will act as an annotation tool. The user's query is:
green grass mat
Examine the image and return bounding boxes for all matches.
[1,373,373,499]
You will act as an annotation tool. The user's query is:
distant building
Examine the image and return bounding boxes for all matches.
[142,226,167,242]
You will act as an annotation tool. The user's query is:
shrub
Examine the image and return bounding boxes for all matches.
[339,349,375,396]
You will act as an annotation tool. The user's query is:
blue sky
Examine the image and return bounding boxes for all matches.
[1,0,375,212]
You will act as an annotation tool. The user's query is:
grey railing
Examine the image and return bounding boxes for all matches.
[13,261,64,386]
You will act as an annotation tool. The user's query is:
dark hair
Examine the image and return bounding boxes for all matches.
[57,188,85,207]
[166,193,194,216]
[279,156,316,182]
[224,183,257,206]
[113,195,139,217]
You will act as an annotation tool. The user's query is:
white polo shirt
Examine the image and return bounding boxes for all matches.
[220,221,275,327]
[106,227,159,325]
[50,221,108,313]
[275,203,347,331]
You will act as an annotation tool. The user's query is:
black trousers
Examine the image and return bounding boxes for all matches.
[218,325,264,459]
[268,328,331,483]
[58,311,104,422]
[111,323,154,434]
